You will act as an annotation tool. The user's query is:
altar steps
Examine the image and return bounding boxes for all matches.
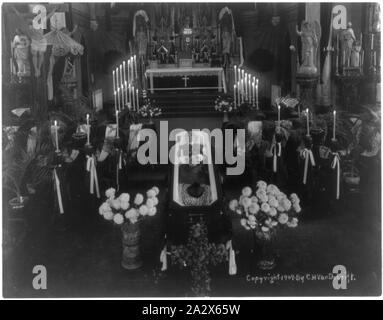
[148,91,221,118]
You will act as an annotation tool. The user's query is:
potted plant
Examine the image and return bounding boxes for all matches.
[228,181,302,270]
[98,186,160,270]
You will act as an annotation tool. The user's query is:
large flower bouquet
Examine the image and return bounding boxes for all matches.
[229,181,301,241]
[98,186,160,225]
[214,95,234,113]
[137,98,162,119]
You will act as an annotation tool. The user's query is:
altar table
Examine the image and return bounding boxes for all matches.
[145,67,227,94]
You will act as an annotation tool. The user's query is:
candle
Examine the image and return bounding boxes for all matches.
[132,86,135,109]
[332,110,336,140]
[248,78,252,102]
[241,79,244,103]
[116,68,119,94]
[256,78,259,109]
[278,104,281,128]
[238,68,241,85]
[112,70,116,93]
[86,114,90,145]
[371,34,374,50]
[136,89,139,110]
[134,55,138,80]
[124,80,128,107]
[252,82,255,106]
[127,60,130,84]
[120,64,123,88]
[114,90,117,112]
[234,65,237,85]
[116,110,119,138]
[123,61,126,85]
[130,58,134,83]
[361,50,364,69]
[121,83,125,108]
[306,108,310,136]
[129,84,133,110]
[234,84,237,108]
[374,51,376,67]
[54,120,59,152]
[117,87,121,111]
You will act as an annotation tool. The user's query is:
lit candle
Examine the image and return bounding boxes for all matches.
[241,79,244,103]
[121,82,125,108]
[112,70,116,94]
[332,110,336,140]
[374,51,376,67]
[114,90,117,113]
[124,80,128,107]
[134,55,138,80]
[234,65,237,86]
[86,114,90,145]
[244,73,248,99]
[54,120,59,152]
[256,78,259,110]
[116,110,119,138]
[129,84,133,110]
[117,87,121,111]
[306,108,310,136]
[127,60,130,84]
[136,89,139,110]
[234,84,237,108]
[132,86,135,109]
[116,68,119,94]
[123,61,126,85]
[252,82,255,106]
[248,78,252,102]
[130,58,134,83]
[278,104,281,128]
[371,34,374,50]
[120,64,123,89]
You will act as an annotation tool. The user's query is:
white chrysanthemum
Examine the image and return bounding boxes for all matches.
[241,197,252,209]
[120,200,130,211]
[111,199,121,210]
[293,203,301,213]
[271,220,278,227]
[269,207,277,217]
[146,189,156,198]
[105,188,116,199]
[261,226,269,232]
[247,215,257,229]
[113,213,124,225]
[99,202,111,215]
[134,193,144,206]
[267,184,279,194]
[241,186,252,197]
[259,194,268,203]
[125,208,138,223]
[257,180,267,189]
[250,196,258,204]
[278,213,289,224]
[268,196,279,208]
[276,193,287,202]
[261,202,270,213]
[229,199,239,211]
[290,193,300,204]
[103,211,114,221]
[249,203,260,215]
[118,193,130,203]
[148,207,157,216]
[282,199,292,211]
[277,204,285,212]
[151,197,159,206]
[146,198,154,208]
[152,186,160,195]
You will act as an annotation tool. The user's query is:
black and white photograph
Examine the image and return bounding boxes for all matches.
[1,1,381,300]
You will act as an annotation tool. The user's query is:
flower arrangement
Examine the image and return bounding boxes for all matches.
[137,98,162,119]
[170,221,227,296]
[229,181,301,241]
[214,95,234,113]
[98,186,160,225]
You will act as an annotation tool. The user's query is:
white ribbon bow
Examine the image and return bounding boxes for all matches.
[53,168,64,214]
[86,155,100,198]
[226,240,237,275]
[300,148,315,185]
[331,152,341,200]
[271,142,282,173]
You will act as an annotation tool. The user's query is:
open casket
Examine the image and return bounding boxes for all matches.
[167,131,225,244]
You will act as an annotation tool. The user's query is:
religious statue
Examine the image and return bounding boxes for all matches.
[221,25,232,68]
[134,16,149,58]
[168,36,176,64]
[11,29,31,78]
[157,39,168,64]
[351,40,362,68]
[340,22,356,67]
[296,20,321,76]
[200,39,209,63]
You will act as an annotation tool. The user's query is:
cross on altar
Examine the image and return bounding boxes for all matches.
[182,75,190,87]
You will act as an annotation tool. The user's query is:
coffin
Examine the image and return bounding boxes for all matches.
[167,131,224,244]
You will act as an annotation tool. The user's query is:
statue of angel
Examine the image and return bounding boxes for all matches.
[296,20,321,75]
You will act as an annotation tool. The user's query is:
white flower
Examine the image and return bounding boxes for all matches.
[139,205,149,216]
[268,197,279,208]
[249,203,260,215]
[146,198,154,208]
[148,207,157,216]
[290,193,300,204]
[271,220,278,227]
[113,213,124,225]
[278,213,289,224]
[120,201,130,211]
[229,199,239,211]
[257,180,267,189]
[105,188,116,199]
[259,194,268,203]
[293,203,301,213]
[134,193,144,206]
[99,202,111,215]
[250,196,258,204]
[261,226,269,232]
[277,204,285,212]
[240,218,248,228]
[241,197,252,209]
[261,203,270,213]
[269,207,277,217]
[276,193,287,202]
[247,215,257,229]
[282,199,292,211]
[152,186,160,196]
[151,197,159,206]
[125,208,138,223]
[103,211,114,221]
[267,184,279,194]
[118,193,130,203]
[241,186,252,197]
[146,189,156,198]
[111,199,121,210]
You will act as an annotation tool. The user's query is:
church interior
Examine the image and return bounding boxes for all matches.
[2,2,381,297]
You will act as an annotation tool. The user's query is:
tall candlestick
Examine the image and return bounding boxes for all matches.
[278,104,281,128]
[306,108,310,136]
[252,82,255,106]
[116,68,119,94]
[371,34,374,50]
[134,55,138,80]
[117,87,121,111]
[374,51,377,67]
[332,110,336,140]
[86,114,90,145]
[112,70,116,94]
[233,84,237,108]
[116,110,119,138]
[234,65,237,86]
[132,86,135,109]
[127,60,130,84]
[54,120,59,152]
[256,79,259,109]
[136,89,140,110]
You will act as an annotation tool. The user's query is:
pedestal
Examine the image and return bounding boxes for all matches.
[335,74,365,112]
[296,74,318,111]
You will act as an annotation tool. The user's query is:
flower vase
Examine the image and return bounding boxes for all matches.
[121,221,143,270]
[147,117,154,125]
[257,238,276,270]
[222,111,229,123]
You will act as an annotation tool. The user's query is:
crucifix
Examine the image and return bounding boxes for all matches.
[182,75,190,87]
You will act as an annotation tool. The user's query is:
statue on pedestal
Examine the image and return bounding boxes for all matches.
[12,29,31,78]
[296,21,321,76]
[133,11,149,60]
[340,22,356,67]
[351,40,362,68]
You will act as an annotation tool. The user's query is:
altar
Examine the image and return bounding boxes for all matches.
[145,67,227,93]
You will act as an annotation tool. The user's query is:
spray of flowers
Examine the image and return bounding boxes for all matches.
[98,186,160,225]
[137,97,162,119]
[214,95,234,113]
[228,181,301,240]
